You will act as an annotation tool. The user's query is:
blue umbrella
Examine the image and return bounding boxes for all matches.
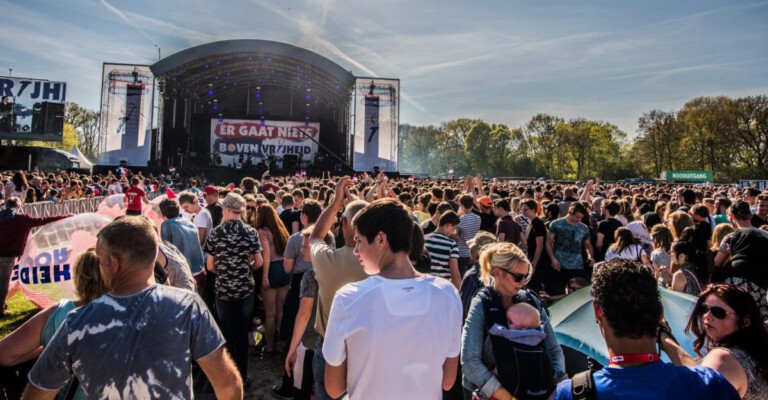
[549,286,697,373]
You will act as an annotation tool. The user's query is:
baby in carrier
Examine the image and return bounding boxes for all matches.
[504,303,541,331]
[479,290,554,400]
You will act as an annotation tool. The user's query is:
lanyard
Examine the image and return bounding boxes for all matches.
[609,353,661,365]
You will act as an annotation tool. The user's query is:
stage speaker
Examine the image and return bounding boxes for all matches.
[31,102,65,134]
[31,103,44,132]
[283,154,299,170]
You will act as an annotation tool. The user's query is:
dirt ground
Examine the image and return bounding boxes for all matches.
[195,336,290,400]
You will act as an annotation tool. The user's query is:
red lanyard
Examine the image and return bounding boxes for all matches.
[609,353,661,365]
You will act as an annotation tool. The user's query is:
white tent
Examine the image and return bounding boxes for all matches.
[69,145,94,170]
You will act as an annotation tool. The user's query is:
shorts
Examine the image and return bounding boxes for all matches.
[267,259,291,288]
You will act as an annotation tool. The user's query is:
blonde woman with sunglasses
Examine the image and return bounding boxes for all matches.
[460,242,565,400]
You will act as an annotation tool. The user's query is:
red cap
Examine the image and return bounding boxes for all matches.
[203,185,219,195]
[478,196,493,207]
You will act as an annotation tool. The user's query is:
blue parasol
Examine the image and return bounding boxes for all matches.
[549,285,698,373]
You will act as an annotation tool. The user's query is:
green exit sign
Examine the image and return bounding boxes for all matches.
[662,170,713,182]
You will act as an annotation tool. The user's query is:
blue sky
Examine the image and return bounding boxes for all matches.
[2,0,767,137]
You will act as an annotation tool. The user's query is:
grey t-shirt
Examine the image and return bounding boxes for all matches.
[284,231,335,274]
[284,232,313,274]
[28,285,224,399]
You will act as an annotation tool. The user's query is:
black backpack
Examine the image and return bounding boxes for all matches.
[477,287,555,400]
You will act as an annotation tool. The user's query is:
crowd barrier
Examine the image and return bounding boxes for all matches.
[19,197,106,218]
[17,191,165,218]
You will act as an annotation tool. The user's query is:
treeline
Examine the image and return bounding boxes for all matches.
[399,95,768,182]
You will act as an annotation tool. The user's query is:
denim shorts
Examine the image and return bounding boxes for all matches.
[267,259,291,288]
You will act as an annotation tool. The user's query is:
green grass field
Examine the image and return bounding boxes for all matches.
[1,292,41,338]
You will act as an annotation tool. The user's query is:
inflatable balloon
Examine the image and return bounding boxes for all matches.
[143,194,167,229]
[97,193,127,219]
[11,213,113,308]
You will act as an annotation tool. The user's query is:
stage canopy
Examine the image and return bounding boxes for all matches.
[150,39,357,170]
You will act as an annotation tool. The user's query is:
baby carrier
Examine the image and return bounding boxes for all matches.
[476,287,555,400]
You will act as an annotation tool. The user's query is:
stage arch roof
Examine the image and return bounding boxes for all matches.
[150,39,356,105]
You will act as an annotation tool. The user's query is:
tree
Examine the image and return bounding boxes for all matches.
[676,97,735,179]
[731,95,768,177]
[442,118,481,175]
[464,122,494,175]
[526,114,566,178]
[636,110,679,177]
[65,102,100,158]
[401,124,445,174]
[24,123,79,151]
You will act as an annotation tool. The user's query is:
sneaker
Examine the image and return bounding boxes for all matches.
[271,383,293,399]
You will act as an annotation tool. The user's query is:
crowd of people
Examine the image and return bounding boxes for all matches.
[1,168,768,399]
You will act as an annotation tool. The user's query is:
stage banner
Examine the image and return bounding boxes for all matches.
[0,76,66,141]
[210,119,320,167]
[353,78,399,172]
[97,64,154,166]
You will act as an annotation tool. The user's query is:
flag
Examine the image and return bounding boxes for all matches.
[169,166,176,173]
[301,169,307,176]
[151,184,158,192]
[448,169,454,174]
[408,175,414,181]
[166,188,176,199]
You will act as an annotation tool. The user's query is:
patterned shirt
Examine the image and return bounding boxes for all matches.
[29,285,224,399]
[548,217,590,270]
[204,219,262,300]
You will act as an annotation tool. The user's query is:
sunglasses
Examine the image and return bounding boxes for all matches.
[495,267,530,283]
[246,206,256,211]
[701,305,735,320]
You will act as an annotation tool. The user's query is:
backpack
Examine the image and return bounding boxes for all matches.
[476,287,555,400]
[570,369,596,400]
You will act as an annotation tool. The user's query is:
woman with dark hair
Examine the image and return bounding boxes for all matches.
[661,284,768,399]
[605,227,649,265]
[255,203,291,355]
[669,240,704,296]
[24,187,36,204]
[5,172,28,204]
[543,202,560,229]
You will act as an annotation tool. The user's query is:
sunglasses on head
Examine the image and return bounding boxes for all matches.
[701,304,735,320]
[495,267,530,283]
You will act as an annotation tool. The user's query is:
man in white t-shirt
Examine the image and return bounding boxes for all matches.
[179,192,213,246]
[107,178,123,195]
[323,198,462,399]
[179,191,213,293]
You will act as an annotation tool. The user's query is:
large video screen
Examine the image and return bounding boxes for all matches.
[0,76,66,141]
[96,64,154,166]
[210,119,321,169]
[352,78,399,172]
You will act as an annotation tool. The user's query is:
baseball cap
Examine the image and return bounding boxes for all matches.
[478,196,493,208]
[203,185,219,196]
[220,193,246,213]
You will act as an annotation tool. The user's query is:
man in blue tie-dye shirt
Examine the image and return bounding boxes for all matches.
[23,216,242,400]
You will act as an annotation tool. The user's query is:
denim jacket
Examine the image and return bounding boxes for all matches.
[460,289,566,398]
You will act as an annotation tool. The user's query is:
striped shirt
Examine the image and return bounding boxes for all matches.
[424,232,460,279]
[457,212,482,258]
